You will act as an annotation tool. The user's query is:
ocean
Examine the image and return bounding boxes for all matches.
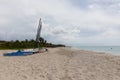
[73,46,120,55]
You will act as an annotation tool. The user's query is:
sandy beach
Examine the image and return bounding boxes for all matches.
[0,47,120,80]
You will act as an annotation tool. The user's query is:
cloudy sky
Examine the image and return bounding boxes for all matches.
[0,0,120,46]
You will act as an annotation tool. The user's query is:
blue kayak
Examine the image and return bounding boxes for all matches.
[3,50,33,56]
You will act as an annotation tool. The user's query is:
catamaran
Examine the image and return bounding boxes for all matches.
[4,18,44,56]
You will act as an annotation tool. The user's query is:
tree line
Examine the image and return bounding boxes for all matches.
[0,37,65,49]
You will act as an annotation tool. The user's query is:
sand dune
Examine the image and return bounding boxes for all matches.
[0,47,120,80]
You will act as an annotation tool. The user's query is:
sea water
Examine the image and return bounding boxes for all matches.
[74,46,120,55]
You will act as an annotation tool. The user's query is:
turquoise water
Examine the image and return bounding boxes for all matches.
[74,46,120,55]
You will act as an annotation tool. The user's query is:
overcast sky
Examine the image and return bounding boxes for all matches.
[0,0,120,46]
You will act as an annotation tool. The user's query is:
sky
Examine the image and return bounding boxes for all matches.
[0,0,120,46]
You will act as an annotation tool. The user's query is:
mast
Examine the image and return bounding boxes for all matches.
[36,18,42,48]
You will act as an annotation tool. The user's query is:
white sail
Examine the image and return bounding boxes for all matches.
[36,18,42,42]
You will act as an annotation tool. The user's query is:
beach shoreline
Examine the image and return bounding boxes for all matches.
[0,47,120,80]
[71,46,120,56]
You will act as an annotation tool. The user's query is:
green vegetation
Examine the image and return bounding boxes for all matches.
[0,37,65,50]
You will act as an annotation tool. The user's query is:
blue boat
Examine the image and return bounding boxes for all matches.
[3,18,42,56]
[3,50,33,56]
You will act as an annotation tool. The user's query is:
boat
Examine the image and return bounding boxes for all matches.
[3,18,43,56]
[3,50,33,56]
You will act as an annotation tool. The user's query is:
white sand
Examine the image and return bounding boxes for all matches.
[0,47,120,80]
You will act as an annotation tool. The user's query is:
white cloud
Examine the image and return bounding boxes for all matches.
[0,0,120,45]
